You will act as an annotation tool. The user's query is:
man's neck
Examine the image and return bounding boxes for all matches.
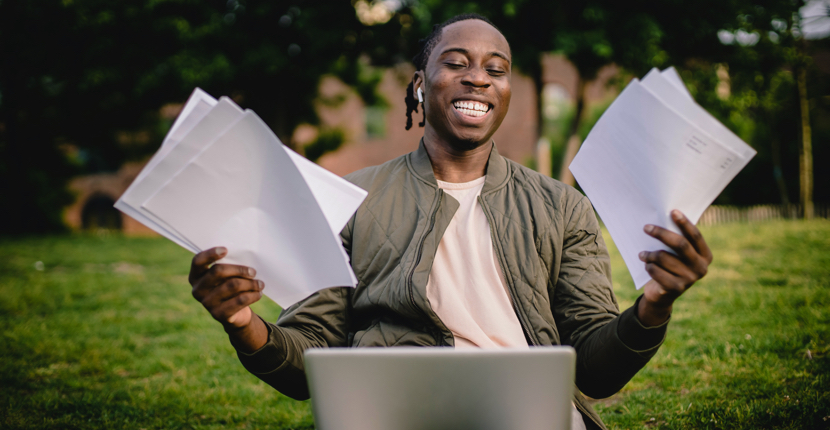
[423,130,492,183]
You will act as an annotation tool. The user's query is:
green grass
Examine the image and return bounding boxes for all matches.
[599,220,830,430]
[1,221,828,429]
[0,235,304,430]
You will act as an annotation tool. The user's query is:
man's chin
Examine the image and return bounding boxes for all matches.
[448,138,487,152]
[446,131,493,152]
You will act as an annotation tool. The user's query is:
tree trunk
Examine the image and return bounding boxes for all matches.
[536,137,552,177]
[531,64,545,140]
[558,76,585,186]
[769,136,790,205]
[530,64,553,176]
[797,66,814,219]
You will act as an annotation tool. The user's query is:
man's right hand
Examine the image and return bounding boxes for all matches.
[189,246,264,331]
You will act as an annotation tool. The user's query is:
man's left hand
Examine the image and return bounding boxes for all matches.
[637,209,713,326]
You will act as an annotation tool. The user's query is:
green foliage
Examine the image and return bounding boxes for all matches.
[303,128,345,163]
[0,0,411,235]
[1,221,828,428]
[542,99,576,177]
[674,2,830,206]
[3,0,828,235]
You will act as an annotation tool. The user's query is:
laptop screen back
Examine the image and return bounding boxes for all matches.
[304,347,576,430]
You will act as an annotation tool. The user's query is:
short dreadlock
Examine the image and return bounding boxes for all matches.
[405,13,503,130]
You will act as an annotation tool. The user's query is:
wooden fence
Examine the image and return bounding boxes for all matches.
[697,204,830,226]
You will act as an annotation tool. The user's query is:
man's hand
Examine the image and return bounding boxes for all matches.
[189,246,264,331]
[637,210,713,326]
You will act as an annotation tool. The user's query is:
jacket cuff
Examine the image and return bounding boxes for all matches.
[616,295,670,352]
[233,317,289,375]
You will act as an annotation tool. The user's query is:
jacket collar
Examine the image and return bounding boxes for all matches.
[408,138,511,194]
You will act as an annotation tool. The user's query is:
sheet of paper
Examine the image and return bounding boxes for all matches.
[644,69,756,161]
[130,98,245,247]
[115,88,219,251]
[142,111,361,306]
[570,78,755,288]
[166,88,217,147]
[659,67,693,100]
[117,97,245,251]
[285,149,367,236]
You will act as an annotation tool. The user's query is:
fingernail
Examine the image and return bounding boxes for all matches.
[215,247,227,256]
[248,267,256,277]
[639,251,647,261]
[644,225,655,234]
[258,280,265,290]
[671,210,682,220]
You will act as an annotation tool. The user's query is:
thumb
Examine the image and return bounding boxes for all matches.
[226,306,253,329]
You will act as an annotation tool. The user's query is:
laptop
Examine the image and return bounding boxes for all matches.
[304,346,576,430]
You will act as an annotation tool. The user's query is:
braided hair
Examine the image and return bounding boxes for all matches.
[404,13,501,130]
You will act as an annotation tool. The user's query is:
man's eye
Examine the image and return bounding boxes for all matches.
[445,62,466,69]
[487,69,506,76]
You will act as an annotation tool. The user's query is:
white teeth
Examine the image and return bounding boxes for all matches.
[453,100,490,116]
[455,107,485,117]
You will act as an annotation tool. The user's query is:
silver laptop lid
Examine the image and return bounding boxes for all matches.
[304,346,576,430]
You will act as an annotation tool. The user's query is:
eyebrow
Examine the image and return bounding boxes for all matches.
[439,47,511,65]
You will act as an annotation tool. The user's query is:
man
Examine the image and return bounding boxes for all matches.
[188,14,712,429]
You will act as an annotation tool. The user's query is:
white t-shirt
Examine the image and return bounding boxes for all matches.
[426,176,587,430]
[426,177,528,348]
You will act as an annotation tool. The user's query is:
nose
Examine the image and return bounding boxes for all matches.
[461,66,490,88]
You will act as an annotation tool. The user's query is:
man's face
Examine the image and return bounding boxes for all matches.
[417,19,512,151]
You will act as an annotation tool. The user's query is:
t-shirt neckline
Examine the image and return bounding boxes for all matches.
[436,176,486,190]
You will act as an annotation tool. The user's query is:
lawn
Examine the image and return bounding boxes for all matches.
[1,220,828,429]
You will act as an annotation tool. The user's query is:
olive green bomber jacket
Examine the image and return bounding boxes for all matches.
[234,141,669,429]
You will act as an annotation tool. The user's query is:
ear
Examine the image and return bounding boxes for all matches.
[412,70,425,93]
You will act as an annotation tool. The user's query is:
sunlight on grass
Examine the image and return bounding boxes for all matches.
[0,236,305,430]
[600,220,830,429]
[1,220,828,429]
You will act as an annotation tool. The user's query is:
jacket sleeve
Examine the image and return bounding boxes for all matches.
[552,194,669,399]
[232,218,356,400]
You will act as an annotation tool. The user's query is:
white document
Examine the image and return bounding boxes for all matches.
[659,67,693,100]
[115,88,367,306]
[570,69,756,288]
[115,88,219,251]
[285,149,368,237]
[642,69,756,162]
[142,111,361,306]
[123,98,246,251]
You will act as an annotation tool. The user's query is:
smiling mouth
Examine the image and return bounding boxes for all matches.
[452,100,491,118]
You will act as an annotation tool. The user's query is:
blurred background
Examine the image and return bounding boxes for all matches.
[1,2,829,429]
[1,0,828,235]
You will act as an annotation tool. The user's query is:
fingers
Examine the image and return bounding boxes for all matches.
[201,277,264,309]
[643,263,686,302]
[670,210,713,264]
[191,263,258,301]
[186,247,264,328]
[209,290,263,323]
[189,247,228,284]
[192,262,264,326]
[643,222,709,278]
[638,211,714,317]
[638,250,697,280]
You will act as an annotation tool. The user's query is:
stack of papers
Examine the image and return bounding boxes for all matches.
[115,88,367,306]
[570,68,756,289]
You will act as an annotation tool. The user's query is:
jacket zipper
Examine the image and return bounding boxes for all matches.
[481,197,603,429]
[407,189,444,334]
[478,196,539,346]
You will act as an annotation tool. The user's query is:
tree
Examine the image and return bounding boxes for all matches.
[0,0,409,234]
[685,0,829,213]
[405,0,747,184]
